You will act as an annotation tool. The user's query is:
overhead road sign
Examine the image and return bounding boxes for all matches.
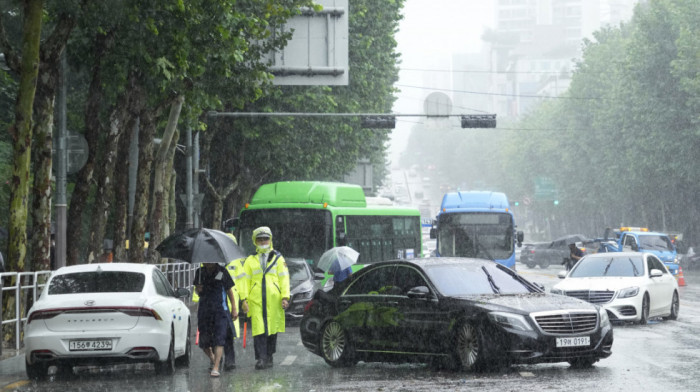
[266,0,349,86]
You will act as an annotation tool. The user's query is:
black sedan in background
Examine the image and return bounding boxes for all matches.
[300,257,613,371]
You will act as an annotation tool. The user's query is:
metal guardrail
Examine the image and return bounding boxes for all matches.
[0,262,196,356]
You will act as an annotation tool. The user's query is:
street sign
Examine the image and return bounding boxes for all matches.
[53,131,88,174]
[266,0,349,86]
[534,177,557,200]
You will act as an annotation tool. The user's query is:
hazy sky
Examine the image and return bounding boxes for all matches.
[389,0,496,164]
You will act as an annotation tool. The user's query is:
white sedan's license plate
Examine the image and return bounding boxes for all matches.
[556,336,590,348]
[69,339,113,351]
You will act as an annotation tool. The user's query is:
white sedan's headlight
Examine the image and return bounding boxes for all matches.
[550,288,564,295]
[598,306,610,327]
[488,312,534,332]
[618,286,639,299]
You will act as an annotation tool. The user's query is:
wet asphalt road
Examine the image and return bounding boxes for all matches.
[2,264,699,392]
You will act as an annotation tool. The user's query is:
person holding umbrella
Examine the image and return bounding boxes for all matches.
[194,261,238,377]
[240,227,290,370]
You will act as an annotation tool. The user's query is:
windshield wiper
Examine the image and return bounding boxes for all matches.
[602,257,614,276]
[481,266,500,294]
[628,258,640,276]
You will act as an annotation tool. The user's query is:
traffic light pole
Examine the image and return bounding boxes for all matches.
[207,112,496,128]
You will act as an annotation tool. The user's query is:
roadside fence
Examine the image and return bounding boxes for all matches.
[0,262,196,356]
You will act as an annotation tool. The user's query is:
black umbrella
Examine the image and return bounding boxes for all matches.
[156,228,246,264]
[551,234,589,247]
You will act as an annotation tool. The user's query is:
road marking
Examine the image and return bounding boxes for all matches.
[2,380,30,390]
[280,355,296,366]
[519,371,536,378]
[297,341,304,346]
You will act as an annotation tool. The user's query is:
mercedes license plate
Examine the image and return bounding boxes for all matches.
[556,336,590,348]
[69,339,112,351]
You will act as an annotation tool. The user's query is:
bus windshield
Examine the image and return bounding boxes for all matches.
[238,209,333,265]
[437,212,514,260]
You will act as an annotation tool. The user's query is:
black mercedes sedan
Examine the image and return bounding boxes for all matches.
[300,257,613,371]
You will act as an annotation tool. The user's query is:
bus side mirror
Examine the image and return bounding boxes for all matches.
[337,232,348,246]
[517,231,524,247]
[430,228,437,239]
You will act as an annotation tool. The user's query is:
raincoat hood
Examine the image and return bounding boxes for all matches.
[252,226,274,254]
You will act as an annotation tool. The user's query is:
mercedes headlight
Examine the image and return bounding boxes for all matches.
[488,312,533,332]
[598,306,610,327]
[293,290,313,302]
[618,286,639,299]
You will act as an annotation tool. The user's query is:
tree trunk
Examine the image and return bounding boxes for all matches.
[66,33,109,266]
[28,12,74,271]
[204,176,239,233]
[7,0,43,273]
[3,0,43,348]
[87,100,129,263]
[130,110,157,263]
[29,65,57,271]
[148,96,183,262]
[112,115,136,262]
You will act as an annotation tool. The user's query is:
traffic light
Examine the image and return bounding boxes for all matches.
[553,200,559,205]
[361,115,396,129]
[514,201,520,206]
[461,114,496,128]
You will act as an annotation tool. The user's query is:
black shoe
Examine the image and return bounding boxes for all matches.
[255,360,265,370]
[224,363,236,371]
[263,360,273,369]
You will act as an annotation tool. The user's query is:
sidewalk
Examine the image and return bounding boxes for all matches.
[0,347,26,389]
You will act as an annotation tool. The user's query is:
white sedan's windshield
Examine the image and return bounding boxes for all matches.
[570,256,644,278]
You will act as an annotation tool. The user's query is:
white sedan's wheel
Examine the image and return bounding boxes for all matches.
[663,291,679,320]
[155,330,176,375]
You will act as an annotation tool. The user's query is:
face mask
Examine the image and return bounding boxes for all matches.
[258,244,270,250]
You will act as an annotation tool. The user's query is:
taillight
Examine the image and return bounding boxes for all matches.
[120,307,163,320]
[28,306,163,323]
[303,299,315,314]
[27,309,63,324]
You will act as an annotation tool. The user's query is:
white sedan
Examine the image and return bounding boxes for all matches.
[551,252,679,324]
[24,263,191,379]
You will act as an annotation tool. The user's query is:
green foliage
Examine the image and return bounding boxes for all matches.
[204,0,405,220]
[505,0,700,241]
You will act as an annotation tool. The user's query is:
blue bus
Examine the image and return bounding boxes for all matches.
[429,191,523,269]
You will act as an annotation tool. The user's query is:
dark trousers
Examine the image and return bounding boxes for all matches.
[253,333,278,362]
[224,325,235,366]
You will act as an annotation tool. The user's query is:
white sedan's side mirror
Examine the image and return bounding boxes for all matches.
[650,269,663,278]
[558,270,567,279]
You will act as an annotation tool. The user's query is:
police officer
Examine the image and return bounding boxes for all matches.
[240,227,290,370]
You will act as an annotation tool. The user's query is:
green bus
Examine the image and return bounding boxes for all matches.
[232,181,422,271]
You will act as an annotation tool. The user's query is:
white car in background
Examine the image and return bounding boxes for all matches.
[551,252,679,324]
[24,263,191,379]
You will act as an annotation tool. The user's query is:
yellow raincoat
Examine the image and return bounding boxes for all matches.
[240,227,290,337]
